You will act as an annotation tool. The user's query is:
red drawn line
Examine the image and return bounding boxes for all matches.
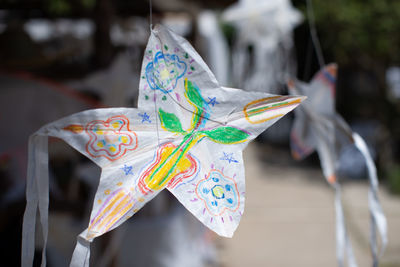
[85,115,138,161]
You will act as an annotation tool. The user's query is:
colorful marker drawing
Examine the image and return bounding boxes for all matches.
[138,78,249,193]
[85,115,138,161]
[196,169,240,216]
[220,152,239,164]
[138,142,199,194]
[138,112,152,123]
[64,115,138,161]
[243,96,302,124]
[84,77,250,239]
[145,51,187,93]
[121,164,134,176]
[88,188,136,238]
[207,97,219,106]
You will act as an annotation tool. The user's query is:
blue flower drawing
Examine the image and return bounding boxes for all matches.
[196,170,239,216]
[145,51,187,93]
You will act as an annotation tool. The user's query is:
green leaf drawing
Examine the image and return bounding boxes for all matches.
[185,79,204,111]
[184,79,206,130]
[158,108,184,133]
[203,127,249,144]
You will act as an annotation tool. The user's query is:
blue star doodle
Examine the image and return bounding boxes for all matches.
[138,112,151,123]
[120,164,134,176]
[220,152,239,164]
[207,97,219,107]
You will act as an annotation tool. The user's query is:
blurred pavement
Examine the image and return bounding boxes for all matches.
[216,142,400,267]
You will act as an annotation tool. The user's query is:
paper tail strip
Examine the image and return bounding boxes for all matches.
[334,184,358,267]
[70,230,91,267]
[21,135,49,267]
[353,133,388,265]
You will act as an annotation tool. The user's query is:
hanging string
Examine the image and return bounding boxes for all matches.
[148,0,160,146]
[303,36,313,80]
[149,0,153,30]
[153,88,161,147]
[165,90,228,126]
[306,0,325,68]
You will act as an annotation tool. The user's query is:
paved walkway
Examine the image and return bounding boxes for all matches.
[216,143,400,267]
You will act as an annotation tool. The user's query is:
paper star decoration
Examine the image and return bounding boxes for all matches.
[21,24,305,267]
[222,0,303,93]
[288,64,387,267]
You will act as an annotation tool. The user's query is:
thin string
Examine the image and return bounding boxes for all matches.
[149,0,153,30]
[303,36,313,81]
[306,0,325,68]
[165,90,227,126]
[148,0,160,146]
[153,87,161,147]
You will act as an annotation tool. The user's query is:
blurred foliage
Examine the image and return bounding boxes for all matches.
[45,0,97,16]
[387,165,400,195]
[47,0,71,16]
[299,0,400,66]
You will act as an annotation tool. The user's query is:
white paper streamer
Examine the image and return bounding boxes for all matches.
[70,230,91,267]
[21,134,49,267]
[334,184,357,267]
[353,133,388,266]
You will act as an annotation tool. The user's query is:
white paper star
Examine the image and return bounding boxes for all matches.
[22,25,305,267]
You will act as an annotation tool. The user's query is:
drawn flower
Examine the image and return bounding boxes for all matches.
[196,169,240,216]
[145,51,187,93]
[85,115,138,161]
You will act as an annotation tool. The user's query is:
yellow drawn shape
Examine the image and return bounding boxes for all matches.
[145,144,194,191]
[63,124,84,134]
[160,68,170,80]
[112,122,120,128]
[212,185,224,198]
[90,190,125,230]
[103,202,133,233]
[96,194,131,231]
